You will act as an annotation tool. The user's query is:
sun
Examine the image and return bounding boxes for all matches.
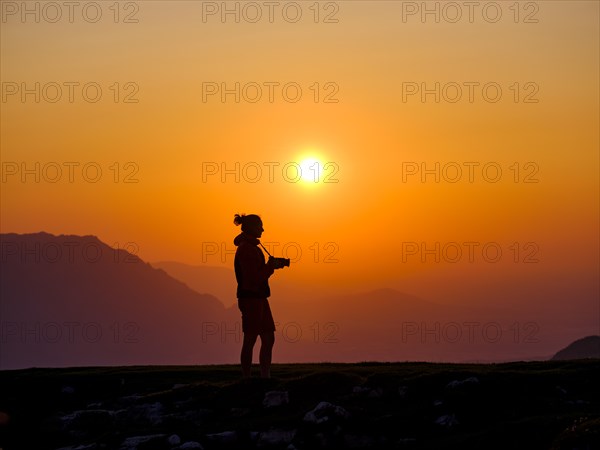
[299,157,322,183]
[296,153,327,186]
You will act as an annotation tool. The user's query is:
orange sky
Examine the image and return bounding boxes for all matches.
[1,1,598,314]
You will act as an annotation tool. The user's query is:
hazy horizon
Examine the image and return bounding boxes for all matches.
[1,231,597,369]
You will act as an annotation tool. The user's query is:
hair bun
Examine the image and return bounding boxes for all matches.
[233,213,245,226]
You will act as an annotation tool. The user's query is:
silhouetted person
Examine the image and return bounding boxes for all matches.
[233,213,283,378]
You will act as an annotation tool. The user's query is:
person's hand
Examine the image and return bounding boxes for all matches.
[268,256,284,270]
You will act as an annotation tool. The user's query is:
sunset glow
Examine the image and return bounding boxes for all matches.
[0,1,598,367]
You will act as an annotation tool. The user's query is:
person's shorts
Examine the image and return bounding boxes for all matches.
[237,297,276,335]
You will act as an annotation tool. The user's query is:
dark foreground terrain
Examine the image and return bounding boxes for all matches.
[0,361,599,450]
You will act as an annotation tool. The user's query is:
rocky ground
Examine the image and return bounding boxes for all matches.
[0,361,599,450]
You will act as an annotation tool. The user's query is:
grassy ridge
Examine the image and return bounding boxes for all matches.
[0,360,599,449]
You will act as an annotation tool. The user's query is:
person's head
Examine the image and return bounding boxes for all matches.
[234,213,264,238]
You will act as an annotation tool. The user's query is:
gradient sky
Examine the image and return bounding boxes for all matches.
[1,2,598,321]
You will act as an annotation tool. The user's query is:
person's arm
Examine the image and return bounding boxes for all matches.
[238,245,275,294]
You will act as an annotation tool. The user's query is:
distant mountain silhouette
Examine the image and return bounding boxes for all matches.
[147,262,445,360]
[151,261,237,306]
[551,335,600,360]
[151,262,552,363]
[1,232,579,368]
[0,232,234,369]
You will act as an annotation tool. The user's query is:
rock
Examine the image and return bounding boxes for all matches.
[139,402,164,425]
[249,431,260,442]
[61,386,75,395]
[177,443,203,450]
[435,414,459,428]
[168,434,181,446]
[263,390,289,407]
[446,377,479,388]
[257,428,296,447]
[120,434,167,450]
[352,386,370,395]
[311,428,342,448]
[303,401,350,424]
[162,409,211,426]
[343,434,374,448]
[174,398,194,409]
[119,394,143,404]
[59,409,115,433]
[206,430,238,445]
[55,444,98,450]
[368,387,383,398]
[230,407,251,418]
[116,402,164,426]
[397,386,408,398]
[352,386,383,398]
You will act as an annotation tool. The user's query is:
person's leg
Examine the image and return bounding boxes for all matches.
[259,332,275,378]
[241,333,258,378]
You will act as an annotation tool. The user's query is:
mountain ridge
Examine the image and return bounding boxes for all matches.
[552,335,600,360]
[1,232,592,368]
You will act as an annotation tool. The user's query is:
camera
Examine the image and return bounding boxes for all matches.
[269,256,290,269]
[260,242,290,269]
